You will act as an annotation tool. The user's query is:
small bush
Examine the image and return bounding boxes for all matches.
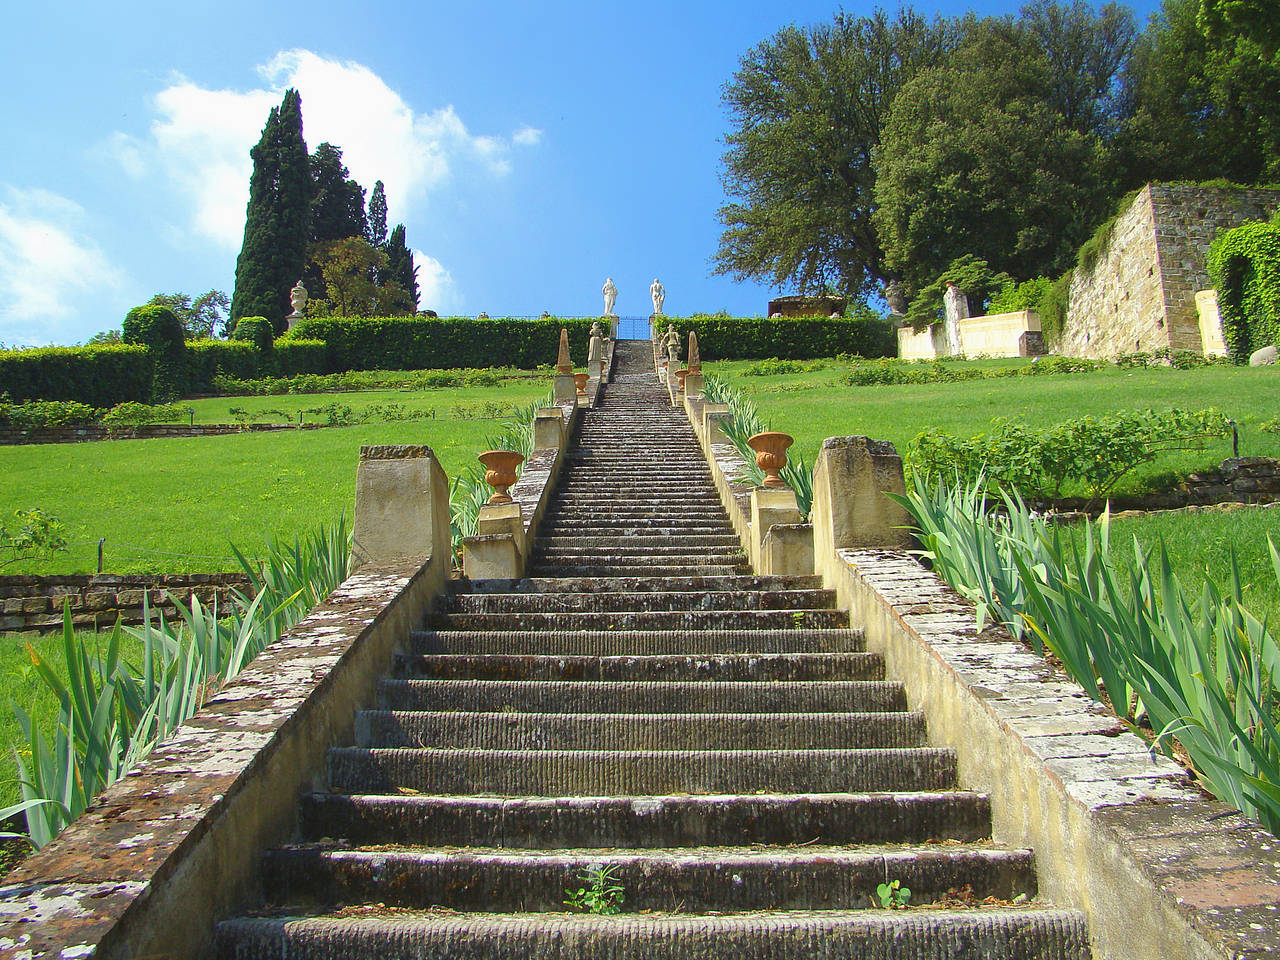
[0,399,97,430]
[741,358,828,376]
[0,344,151,406]
[100,402,186,427]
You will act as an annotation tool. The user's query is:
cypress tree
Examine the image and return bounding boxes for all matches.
[230,89,310,334]
[367,180,388,247]
[384,224,420,312]
[310,143,368,243]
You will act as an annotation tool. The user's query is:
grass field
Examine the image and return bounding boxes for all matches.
[1,379,552,575]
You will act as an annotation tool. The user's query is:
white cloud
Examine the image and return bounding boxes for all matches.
[104,50,539,250]
[0,187,127,345]
[512,126,543,147]
[413,250,462,315]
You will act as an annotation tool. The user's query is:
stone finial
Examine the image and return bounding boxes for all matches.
[747,432,794,489]
[477,450,525,504]
[557,327,572,374]
[687,331,701,373]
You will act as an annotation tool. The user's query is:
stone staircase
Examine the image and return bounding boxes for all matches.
[216,341,1091,959]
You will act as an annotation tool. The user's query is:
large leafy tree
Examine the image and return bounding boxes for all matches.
[1116,0,1280,186]
[312,238,412,317]
[146,290,230,338]
[383,224,419,312]
[873,20,1109,291]
[230,89,310,333]
[714,7,958,298]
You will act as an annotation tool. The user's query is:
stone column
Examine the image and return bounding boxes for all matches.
[811,437,912,561]
[942,282,968,357]
[353,444,450,567]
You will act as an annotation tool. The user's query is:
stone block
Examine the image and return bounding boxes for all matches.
[684,372,704,397]
[476,502,526,560]
[21,597,49,614]
[462,533,521,580]
[704,408,731,444]
[553,374,577,402]
[2,598,21,614]
[811,436,913,557]
[353,444,451,567]
[761,523,814,577]
[1196,289,1228,356]
[84,592,113,611]
[532,409,564,451]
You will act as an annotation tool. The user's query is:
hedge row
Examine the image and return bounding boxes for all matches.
[659,315,896,361]
[285,316,595,371]
[0,345,151,406]
[186,339,326,392]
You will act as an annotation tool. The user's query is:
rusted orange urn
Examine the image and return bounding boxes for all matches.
[477,449,525,504]
[573,373,589,396]
[747,431,793,489]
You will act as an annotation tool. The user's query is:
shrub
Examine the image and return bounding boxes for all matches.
[123,304,187,401]
[270,339,327,377]
[0,399,97,430]
[1207,218,1280,360]
[232,316,274,352]
[987,277,1054,315]
[186,340,261,392]
[664,315,894,361]
[286,316,595,371]
[0,344,151,406]
[903,256,1013,331]
[99,402,186,427]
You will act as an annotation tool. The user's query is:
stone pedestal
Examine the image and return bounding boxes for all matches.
[684,372,704,397]
[589,359,604,381]
[462,534,521,580]
[553,374,577,403]
[704,409,732,445]
[352,444,450,567]
[476,501,525,558]
[533,408,564,450]
[811,436,912,557]
[1196,289,1229,357]
[750,487,803,571]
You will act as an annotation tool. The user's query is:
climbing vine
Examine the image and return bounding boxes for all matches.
[1207,213,1280,360]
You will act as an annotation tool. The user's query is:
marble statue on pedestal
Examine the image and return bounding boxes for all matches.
[588,322,604,364]
[942,282,969,356]
[287,280,308,327]
[602,278,618,317]
[665,324,681,363]
[650,278,666,316]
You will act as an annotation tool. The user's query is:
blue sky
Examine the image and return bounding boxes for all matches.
[0,0,1161,345]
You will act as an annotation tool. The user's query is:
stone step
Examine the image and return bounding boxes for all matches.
[437,588,836,614]
[535,523,735,536]
[327,746,954,795]
[259,843,1035,913]
[408,627,864,655]
[531,534,744,549]
[391,652,881,683]
[217,909,1091,960]
[298,790,990,848]
[378,679,905,714]
[528,545,747,560]
[519,563,751,578]
[451,575,820,595]
[354,709,918,750]
[425,609,846,632]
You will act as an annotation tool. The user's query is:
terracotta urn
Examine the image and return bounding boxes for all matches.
[477,449,525,504]
[573,373,589,397]
[747,431,793,489]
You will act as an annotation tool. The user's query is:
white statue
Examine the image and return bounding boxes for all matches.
[650,278,666,316]
[602,277,618,317]
[942,281,969,357]
[288,279,308,322]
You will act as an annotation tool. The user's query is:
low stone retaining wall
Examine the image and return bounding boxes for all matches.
[0,423,326,445]
[1034,456,1280,516]
[0,574,251,633]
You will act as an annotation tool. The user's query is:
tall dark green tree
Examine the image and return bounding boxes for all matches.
[367,180,388,247]
[383,224,419,313]
[230,89,310,333]
[714,7,959,298]
[310,143,368,243]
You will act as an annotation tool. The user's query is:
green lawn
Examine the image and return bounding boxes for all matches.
[709,358,1280,494]
[2,379,551,575]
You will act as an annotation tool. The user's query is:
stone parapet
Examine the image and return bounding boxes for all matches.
[0,422,328,446]
[0,573,251,633]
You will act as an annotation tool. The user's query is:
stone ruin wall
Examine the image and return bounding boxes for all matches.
[1060,183,1280,359]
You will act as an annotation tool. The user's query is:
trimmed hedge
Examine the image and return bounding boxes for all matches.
[187,340,261,392]
[284,316,595,371]
[0,345,151,406]
[232,316,274,352]
[660,315,896,361]
[1208,217,1280,360]
[123,304,187,401]
[270,339,327,377]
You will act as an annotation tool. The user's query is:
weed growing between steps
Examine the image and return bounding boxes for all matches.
[0,519,352,849]
[896,475,1280,835]
[564,864,626,915]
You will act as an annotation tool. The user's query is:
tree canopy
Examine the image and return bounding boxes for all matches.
[146,290,230,338]
[383,224,419,312]
[312,237,412,317]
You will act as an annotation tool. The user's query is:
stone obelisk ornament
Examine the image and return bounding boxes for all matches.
[557,328,572,374]
[687,330,702,373]
[477,450,525,504]
[747,432,794,489]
